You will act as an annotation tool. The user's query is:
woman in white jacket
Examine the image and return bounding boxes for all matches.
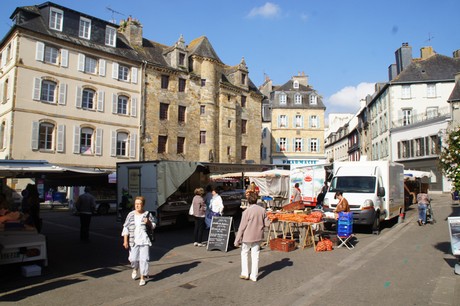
[209,187,224,215]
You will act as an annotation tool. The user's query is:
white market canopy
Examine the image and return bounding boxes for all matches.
[404,169,432,181]
[210,169,290,180]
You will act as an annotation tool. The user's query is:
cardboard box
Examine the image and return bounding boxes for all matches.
[270,238,296,252]
[21,264,41,277]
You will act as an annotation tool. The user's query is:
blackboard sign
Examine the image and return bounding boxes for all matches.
[207,216,233,252]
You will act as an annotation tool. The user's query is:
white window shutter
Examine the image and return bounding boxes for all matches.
[0,81,4,104]
[31,121,39,150]
[112,62,119,79]
[276,138,280,152]
[58,83,67,105]
[57,125,65,152]
[99,59,106,76]
[111,130,117,156]
[61,49,68,67]
[35,42,45,61]
[97,90,105,112]
[75,86,82,108]
[131,67,138,84]
[307,139,311,153]
[33,78,41,100]
[112,93,117,114]
[73,126,80,154]
[77,53,85,71]
[131,97,137,117]
[130,132,137,159]
[95,128,103,156]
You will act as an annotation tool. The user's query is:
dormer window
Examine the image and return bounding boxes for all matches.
[105,26,116,47]
[294,94,302,104]
[179,53,186,66]
[279,93,287,104]
[293,80,299,89]
[310,94,317,105]
[49,7,63,31]
[79,17,91,39]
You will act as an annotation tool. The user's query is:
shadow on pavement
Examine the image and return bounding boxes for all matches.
[258,257,293,280]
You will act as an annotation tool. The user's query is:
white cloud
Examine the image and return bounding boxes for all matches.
[247,2,281,18]
[327,82,375,113]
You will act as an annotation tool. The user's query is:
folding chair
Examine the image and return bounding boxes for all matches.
[337,212,354,249]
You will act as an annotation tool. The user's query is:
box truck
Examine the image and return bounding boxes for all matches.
[323,161,404,233]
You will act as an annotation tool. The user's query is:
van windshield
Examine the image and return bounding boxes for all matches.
[329,176,376,193]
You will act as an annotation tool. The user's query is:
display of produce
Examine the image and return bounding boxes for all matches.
[267,211,323,223]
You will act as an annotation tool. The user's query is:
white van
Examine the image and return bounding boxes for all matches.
[323,161,404,233]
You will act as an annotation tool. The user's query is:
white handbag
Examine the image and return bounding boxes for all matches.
[188,203,194,215]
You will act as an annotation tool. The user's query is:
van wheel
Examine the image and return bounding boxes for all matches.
[98,204,109,215]
[371,212,380,234]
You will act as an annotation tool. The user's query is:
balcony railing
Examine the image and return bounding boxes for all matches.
[391,106,450,128]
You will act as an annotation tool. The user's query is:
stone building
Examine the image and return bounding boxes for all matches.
[259,73,326,167]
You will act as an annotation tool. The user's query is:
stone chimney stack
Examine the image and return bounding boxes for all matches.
[420,46,435,59]
[292,71,308,87]
[453,49,460,59]
[120,16,143,47]
[395,42,412,75]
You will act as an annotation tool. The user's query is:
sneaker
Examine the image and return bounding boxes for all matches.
[250,278,257,282]
[197,243,205,247]
[239,275,249,280]
[139,279,146,286]
[194,242,198,246]
[131,269,138,280]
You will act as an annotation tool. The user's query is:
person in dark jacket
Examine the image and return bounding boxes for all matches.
[75,187,96,241]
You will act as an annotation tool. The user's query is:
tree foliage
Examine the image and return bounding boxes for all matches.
[439,127,460,190]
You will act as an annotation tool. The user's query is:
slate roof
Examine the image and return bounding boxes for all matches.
[392,54,460,83]
[277,80,312,92]
[187,36,222,63]
[448,80,460,102]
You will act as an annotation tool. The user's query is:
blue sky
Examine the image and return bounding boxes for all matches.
[1,1,458,115]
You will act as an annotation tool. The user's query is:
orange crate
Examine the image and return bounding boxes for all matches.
[270,238,296,252]
[282,201,304,212]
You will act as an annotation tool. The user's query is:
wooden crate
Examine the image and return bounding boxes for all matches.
[270,238,296,252]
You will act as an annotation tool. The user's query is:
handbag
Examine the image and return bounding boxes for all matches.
[189,203,194,215]
[145,212,155,243]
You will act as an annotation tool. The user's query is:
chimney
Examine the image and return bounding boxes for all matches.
[388,63,398,81]
[292,71,308,87]
[453,49,460,59]
[420,46,435,59]
[120,16,143,47]
[395,42,412,74]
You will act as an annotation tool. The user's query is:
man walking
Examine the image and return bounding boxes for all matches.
[234,192,269,282]
[75,186,96,241]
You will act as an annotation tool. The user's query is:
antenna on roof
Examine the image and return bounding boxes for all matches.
[106,6,125,24]
[426,32,435,43]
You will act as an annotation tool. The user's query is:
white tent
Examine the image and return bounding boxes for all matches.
[404,169,432,181]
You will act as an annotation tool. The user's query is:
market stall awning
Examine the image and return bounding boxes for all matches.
[0,160,112,185]
[209,169,290,180]
[404,169,432,181]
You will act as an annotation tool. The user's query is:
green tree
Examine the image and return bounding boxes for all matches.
[439,127,460,190]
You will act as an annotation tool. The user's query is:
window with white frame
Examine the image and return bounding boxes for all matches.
[84,56,97,74]
[310,95,317,105]
[426,107,438,119]
[35,42,68,67]
[309,138,318,152]
[44,45,59,64]
[293,80,299,89]
[294,138,303,152]
[79,17,91,39]
[82,88,95,110]
[295,115,303,128]
[118,65,129,81]
[80,127,94,154]
[401,85,411,99]
[279,137,287,152]
[279,115,287,127]
[279,93,287,104]
[105,26,116,47]
[49,8,63,31]
[309,115,318,128]
[402,109,412,126]
[415,138,424,157]
[116,132,128,156]
[427,84,436,98]
[294,94,302,104]
[39,122,55,150]
[40,80,57,103]
[112,94,137,116]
